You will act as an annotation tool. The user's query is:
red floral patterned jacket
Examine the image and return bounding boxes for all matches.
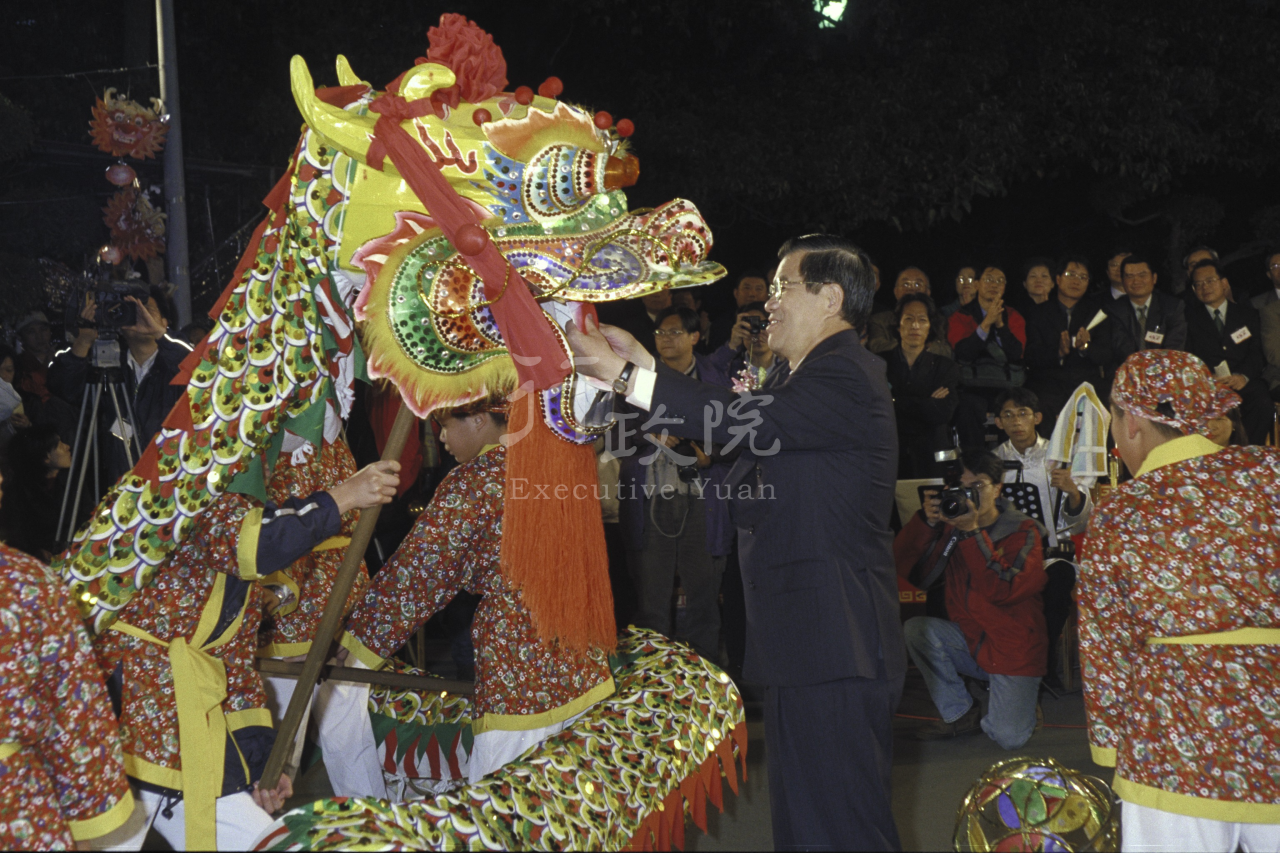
[0,545,133,848]
[1079,436,1280,822]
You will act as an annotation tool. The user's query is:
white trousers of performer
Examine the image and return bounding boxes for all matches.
[315,657,389,799]
[89,787,275,851]
[467,712,585,784]
[1122,802,1280,853]
[263,671,315,780]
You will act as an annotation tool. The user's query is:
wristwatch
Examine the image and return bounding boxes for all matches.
[612,361,636,394]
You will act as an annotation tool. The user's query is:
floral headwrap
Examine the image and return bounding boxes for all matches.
[1110,349,1241,434]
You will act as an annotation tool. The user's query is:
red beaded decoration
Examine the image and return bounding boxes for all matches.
[538,76,564,98]
[472,108,492,125]
[513,86,534,105]
[593,111,613,130]
[453,223,490,257]
[616,118,635,138]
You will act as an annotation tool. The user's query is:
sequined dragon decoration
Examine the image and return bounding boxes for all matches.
[56,15,724,642]
[253,630,749,852]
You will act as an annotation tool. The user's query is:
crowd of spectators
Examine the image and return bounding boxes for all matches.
[592,242,1280,748]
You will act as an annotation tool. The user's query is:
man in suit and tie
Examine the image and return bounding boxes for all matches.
[1104,253,1187,376]
[1251,249,1280,311]
[568,234,906,851]
[1186,260,1273,443]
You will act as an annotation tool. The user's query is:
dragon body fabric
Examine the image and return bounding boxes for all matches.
[56,17,725,646]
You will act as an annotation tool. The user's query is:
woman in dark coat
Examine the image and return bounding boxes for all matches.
[0,424,72,561]
[882,294,961,479]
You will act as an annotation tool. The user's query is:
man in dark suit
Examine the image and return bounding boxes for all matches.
[1103,253,1187,376]
[1023,254,1113,423]
[1186,260,1272,443]
[1251,249,1280,311]
[569,234,906,851]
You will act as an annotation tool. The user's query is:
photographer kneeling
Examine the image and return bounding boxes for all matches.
[894,448,1047,749]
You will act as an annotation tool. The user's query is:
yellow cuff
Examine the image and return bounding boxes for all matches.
[1090,744,1117,768]
[1114,776,1280,824]
[471,676,615,735]
[260,570,301,617]
[256,641,312,659]
[237,507,264,580]
[338,631,386,671]
[68,789,137,841]
[226,707,274,732]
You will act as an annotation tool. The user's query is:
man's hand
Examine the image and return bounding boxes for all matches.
[980,298,1004,332]
[121,296,167,340]
[1048,468,1082,499]
[1058,330,1071,359]
[1225,374,1248,391]
[728,316,753,350]
[930,386,950,399]
[950,498,980,532]
[328,460,401,514]
[251,774,294,814]
[651,433,681,449]
[8,410,30,430]
[921,490,944,527]
[71,293,99,357]
[565,315,651,382]
[1074,327,1091,349]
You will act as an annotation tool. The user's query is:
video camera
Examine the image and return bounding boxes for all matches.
[66,279,147,336]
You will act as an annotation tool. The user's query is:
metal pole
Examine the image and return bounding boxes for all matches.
[156,0,191,328]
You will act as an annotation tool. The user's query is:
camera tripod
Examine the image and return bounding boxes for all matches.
[55,338,145,548]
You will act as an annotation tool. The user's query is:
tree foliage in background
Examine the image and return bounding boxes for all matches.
[1,0,1278,292]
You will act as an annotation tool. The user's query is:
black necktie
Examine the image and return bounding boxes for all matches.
[1214,307,1225,334]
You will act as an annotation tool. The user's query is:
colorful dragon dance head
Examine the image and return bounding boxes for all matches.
[57,15,724,650]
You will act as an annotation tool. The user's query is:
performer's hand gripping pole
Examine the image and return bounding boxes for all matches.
[259,403,418,792]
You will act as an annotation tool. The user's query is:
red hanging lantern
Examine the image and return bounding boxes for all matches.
[105,162,137,187]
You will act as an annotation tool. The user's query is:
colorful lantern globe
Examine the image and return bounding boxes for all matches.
[953,757,1119,852]
[105,162,137,187]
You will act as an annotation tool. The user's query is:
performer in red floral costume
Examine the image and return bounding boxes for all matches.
[1079,348,1280,851]
[91,459,399,850]
[338,394,614,785]
[0,542,134,850]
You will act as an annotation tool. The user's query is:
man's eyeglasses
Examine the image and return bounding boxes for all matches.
[898,280,928,292]
[769,279,835,299]
[956,276,976,286]
[998,408,1036,421]
[900,317,929,328]
[654,328,688,337]
[981,276,1006,287]
[1269,263,1280,272]
[1192,276,1221,288]
[1060,271,1090,282]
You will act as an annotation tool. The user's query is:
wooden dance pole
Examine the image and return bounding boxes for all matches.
[259,402,417,791]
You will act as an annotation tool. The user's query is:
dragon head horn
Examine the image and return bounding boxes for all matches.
[290,55,457,169]
[334,55,369,88]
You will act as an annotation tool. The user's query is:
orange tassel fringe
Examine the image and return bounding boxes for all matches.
[501,397,616,653]
[626,721,750,851]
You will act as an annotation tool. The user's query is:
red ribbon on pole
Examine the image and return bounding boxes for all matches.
[366,95,570,391]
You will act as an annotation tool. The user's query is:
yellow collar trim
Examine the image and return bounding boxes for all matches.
[479,443,502,456]
[1135,434,1222,478]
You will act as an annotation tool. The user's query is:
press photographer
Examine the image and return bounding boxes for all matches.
[48,281,192,503]
[894,447,1047,750]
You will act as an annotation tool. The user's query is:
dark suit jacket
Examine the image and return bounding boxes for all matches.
[1024,296,1111,383]
[1185,300,1265,380]
[882,347,960,480]
[1104,292,1187,373]
[647,328,907,687]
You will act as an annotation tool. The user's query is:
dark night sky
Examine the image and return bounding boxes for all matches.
[3,0,1279,317]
